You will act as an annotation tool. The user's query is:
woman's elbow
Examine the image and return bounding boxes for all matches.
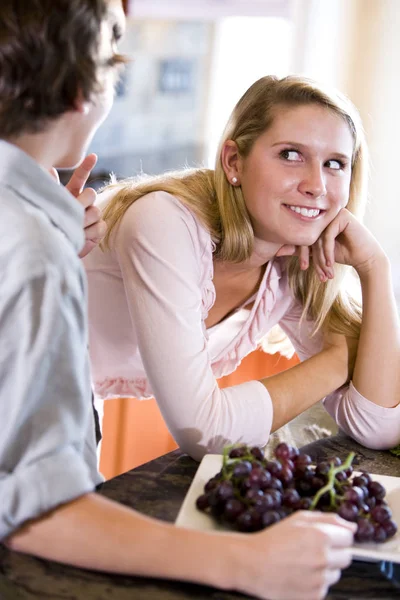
[351,428,400,451]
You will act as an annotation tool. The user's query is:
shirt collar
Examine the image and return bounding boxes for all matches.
[0,140,85,253]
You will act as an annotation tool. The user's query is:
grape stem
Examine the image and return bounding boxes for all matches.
[310,452,355,511]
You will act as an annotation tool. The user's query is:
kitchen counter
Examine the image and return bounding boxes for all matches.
[1,432,400,599]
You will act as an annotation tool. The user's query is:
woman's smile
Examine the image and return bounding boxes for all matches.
[283,203,326,220]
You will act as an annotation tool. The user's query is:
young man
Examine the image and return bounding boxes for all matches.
[0,2,356,599]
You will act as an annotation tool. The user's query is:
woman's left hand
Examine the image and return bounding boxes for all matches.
[277,208,385,281]
[310,208,385,281]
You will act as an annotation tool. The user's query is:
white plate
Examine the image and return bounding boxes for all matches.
[175,454,400,563]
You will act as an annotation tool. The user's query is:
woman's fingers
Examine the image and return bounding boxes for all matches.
[298,245,310,270]
[312,238,335,281]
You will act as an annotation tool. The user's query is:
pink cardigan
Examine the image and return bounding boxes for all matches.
[84,191,400,459]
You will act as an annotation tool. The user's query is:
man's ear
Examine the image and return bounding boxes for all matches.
[220,140,242,186]
[73,90,90,115]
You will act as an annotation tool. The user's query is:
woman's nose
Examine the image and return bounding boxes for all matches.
[298,164,327,198]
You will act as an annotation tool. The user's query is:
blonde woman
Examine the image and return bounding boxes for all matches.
[84,75,400,461]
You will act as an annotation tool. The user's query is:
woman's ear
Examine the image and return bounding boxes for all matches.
[221,140,242,186]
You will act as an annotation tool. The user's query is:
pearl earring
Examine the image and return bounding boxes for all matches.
[231,177,238,184]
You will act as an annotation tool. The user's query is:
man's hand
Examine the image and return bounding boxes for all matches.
[50,154,107,258]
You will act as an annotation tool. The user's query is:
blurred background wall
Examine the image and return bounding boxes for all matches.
[88,0,400,305]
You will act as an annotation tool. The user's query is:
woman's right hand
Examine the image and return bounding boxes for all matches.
[236,511,356,600]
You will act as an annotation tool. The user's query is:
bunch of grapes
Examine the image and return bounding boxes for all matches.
[196,443,397,543]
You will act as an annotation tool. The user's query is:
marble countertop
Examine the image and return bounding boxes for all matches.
[1,432,400,599]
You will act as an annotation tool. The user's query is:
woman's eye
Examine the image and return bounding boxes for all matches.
[281,149,301,161]
[326,159,343,170]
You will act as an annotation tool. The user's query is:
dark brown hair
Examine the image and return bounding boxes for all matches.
[0,0,124,137]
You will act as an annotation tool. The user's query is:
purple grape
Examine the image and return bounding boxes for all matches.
[204,477,219,492]
[258,470,272,490]
[215,481,234,502]
[373,524,388,543]
[360,502,371,515]
[254,494,276,512]
[359,471,372,485]
[282,489,301,509]
[311,476,326,492]
[232,461,252,478]
[371,505,392,524]
[269,477,284,492]
[344,486,364,506]
[250,446,264,461]
[237,508,262,532]
[288,445,300,460]
[296,479,314,497]
[263,488,282,509]
[316,461,330,477]
[274,442,292,461]
[327,456,342,467]
[358,485,369,501]
[355,518,375,542]
[248,468,263,487]
[245,488,265,504]
[196,494,210,511]
[382,519,398,539]
[368,481,386,501]
[295,454,313,468]
[265,460,282,477]
[297,497,313,510]
[278,466,294,485]
[338,501,359,522]
[240,476,253,493]
[280,458,295,471]
[353,475,369,488]
[295,465,314,480]
[223,498,245,522]
[261,510,281,528]
[229,446,247,458]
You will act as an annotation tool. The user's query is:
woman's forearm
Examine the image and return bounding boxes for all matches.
[262,344,350,431]
[353,256,400,407]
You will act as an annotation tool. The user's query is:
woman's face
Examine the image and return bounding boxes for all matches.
[236,103,354,249]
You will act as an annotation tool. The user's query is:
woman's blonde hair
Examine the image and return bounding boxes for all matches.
[102,75,367,339]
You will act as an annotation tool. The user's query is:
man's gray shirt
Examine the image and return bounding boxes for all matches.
[0,140,102,541]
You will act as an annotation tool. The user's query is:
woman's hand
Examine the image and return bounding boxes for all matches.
[50,154,107,258]
[310,208,385,281]
[237,511,355,600]
[276,208,386,281]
